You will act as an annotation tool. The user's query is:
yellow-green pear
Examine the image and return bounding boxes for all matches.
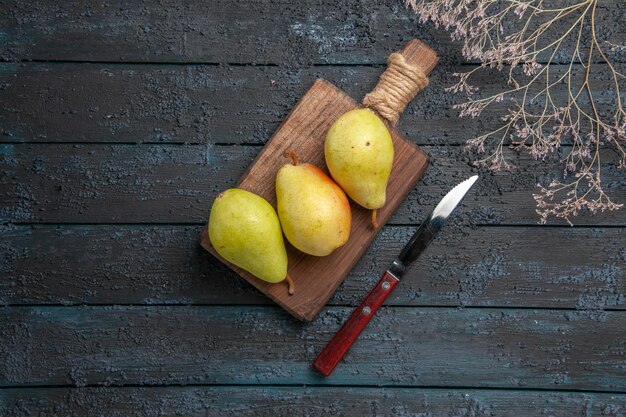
[208,188,294,294]
[325,108,394,227]
[276,151,351,257]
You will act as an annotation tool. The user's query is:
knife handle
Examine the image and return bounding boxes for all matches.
[313,271,400,376]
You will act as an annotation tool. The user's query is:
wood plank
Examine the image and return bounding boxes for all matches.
[0,306,624,390]
[0,143,255,223]
[0,62,618,146]
[1,144,624,225]
[1,387,625,416]
[0,0,452,64]
[2,225,624,311]
[0,0,622,64]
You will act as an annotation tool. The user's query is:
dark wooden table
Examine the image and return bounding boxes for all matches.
[1,1,624,415]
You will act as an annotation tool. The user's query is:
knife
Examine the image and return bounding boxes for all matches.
[313,175,479,376]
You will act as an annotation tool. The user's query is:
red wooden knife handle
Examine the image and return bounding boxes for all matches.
[313,271,400,376]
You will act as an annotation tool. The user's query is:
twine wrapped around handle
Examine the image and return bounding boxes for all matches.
[360,40,437,229]
[363,52,430,126]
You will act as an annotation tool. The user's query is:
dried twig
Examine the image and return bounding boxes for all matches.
[406,0,625,224]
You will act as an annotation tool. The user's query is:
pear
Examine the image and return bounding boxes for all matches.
[276,151,351,257]
[325,108,394,227]
[208,188,294,294]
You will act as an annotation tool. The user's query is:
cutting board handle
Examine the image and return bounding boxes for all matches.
[363,39,439,125]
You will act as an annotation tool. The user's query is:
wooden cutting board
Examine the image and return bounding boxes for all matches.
[201,40,438,321]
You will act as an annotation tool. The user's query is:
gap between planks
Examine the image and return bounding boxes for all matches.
[0,383,625,395]
[0,59,614,67]
[2,304,626,312]
[8,221,626,229]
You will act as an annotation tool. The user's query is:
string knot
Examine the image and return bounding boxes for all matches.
[363,52,429,125]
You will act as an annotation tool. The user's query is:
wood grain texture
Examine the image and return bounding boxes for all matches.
[1,306,624,390]
[1,387,625,416]
[2,144,624,225]
[0,62,618,146]
[2,225,624,310]
[0,0,623,64]
[0,0,450,64]
[201,76,429,321]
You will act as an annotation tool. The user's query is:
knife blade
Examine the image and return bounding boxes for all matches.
[312,175,479,376]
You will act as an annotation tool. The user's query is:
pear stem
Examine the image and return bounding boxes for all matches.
[285,273,295,295]
[371,209,379,229]
[284,150,299,166]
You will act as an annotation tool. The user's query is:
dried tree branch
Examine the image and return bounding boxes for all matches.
[406,0,625,224]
